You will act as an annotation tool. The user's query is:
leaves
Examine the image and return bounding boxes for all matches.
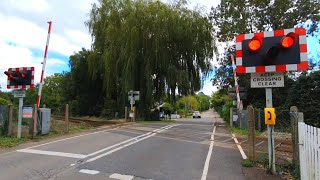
[86,0,215,118]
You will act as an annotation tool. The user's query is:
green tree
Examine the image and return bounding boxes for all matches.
[86,0,215,118]
[196,94,211,111]
[286,71,320,127]
[176,95,200,112]
[210,0,320,109]
[40,73,66,113]
[210,0,320,42]
[66,49,105,116]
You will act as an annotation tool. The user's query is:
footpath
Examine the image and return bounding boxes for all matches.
[209,109,281,180]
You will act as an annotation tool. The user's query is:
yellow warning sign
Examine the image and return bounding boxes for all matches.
[265,108,276,125]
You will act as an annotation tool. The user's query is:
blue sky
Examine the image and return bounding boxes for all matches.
[0,0,319,96]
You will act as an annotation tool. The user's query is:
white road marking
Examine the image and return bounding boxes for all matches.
[16,149,87,158]
[79,169,100,175]
[232,134,247,159]
[87,124,174,157]
[24,126,123,149]
[86,124,179,162]
[109,173,134,180]
[201,126,216,180]
[70,164,75,166]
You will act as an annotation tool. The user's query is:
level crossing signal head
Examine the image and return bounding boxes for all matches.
[236,28,308,74]
[4,67,35,89]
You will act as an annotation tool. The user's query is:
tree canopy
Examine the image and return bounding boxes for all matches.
[85,0,215,118]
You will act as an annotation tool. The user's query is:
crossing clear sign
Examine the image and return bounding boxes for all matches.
[251,72,284,88]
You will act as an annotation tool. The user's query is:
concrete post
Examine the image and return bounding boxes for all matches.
[7,105,13,136]
[247,106,256,161]
[290,106,299,168]
[17,97,23,138]
[65,104,69,134]
[32,104,38,138]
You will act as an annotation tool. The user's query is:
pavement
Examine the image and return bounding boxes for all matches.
[0,110,247,180]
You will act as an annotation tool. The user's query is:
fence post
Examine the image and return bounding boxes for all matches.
[230,108,233,128]
[290,106,299,169]
[125,107,128,121]
[65,104,69,134]
[133,107,136,122]
[247,106,256,161]
[257,109,261,132]
[32,104,38,138]
[7,105,13,136]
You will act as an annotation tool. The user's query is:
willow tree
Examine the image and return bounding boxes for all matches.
[86,0,215,118]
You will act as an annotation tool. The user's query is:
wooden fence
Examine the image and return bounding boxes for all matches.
[299,122,320,180]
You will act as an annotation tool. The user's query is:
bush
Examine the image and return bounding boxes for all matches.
[177,109,187,117]
[242,159,255,167]
[221,102,232,123]
[0,98,9,105]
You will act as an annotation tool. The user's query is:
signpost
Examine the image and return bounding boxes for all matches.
[14,89,26,138]
[128,90,140,121]
[235,28,308,174]
[4,67,35,138]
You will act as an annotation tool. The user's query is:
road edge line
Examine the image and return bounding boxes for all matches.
[232,133,247,160]
[201,125,216,180]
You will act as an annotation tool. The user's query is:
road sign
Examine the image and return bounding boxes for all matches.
[22,107,33,118]
[13,90,26,98]
[251,72,284,88]
[128,90,140,101]
[236,28,308,73]
[229,93,247,100]
[265,108,276,125]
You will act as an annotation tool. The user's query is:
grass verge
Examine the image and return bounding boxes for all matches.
[0,137,26,148]
[230,127,263,136]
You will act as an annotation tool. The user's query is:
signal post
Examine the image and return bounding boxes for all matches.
[4,67,35,138]
[235,28,308,174]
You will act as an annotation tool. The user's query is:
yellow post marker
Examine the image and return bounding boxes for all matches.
[265,108,276,125]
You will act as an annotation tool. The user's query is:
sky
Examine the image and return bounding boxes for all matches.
[0,0,319,96]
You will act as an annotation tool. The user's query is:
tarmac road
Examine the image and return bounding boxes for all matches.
[0,110,246,180]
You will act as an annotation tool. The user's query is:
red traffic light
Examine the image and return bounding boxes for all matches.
[248,36,263,51]
[19,71,26,78]
[281,32,297,48]
[4,71,13,79]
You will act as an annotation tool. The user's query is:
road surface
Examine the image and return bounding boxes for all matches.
[0,110,246,180]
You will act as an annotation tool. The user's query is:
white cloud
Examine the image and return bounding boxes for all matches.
[0,0,49,13]
[0,42,64,91]
[0,14,91,56]
[0,0,221,93]
[201,79,218,96]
